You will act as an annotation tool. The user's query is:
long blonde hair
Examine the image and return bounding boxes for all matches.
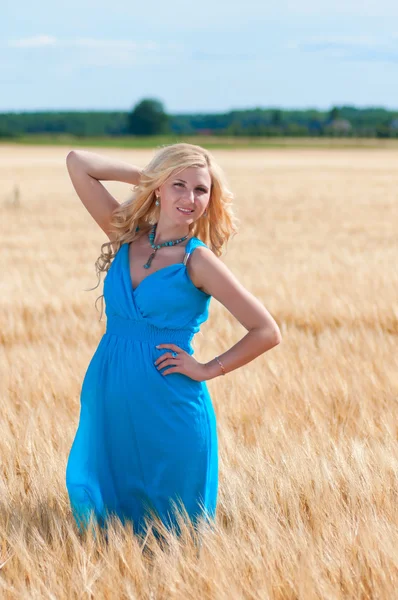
[90,142,240,320]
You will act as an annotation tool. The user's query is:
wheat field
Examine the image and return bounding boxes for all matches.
[1,143,397,599]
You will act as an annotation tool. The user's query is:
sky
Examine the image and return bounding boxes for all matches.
[2,0,398,113]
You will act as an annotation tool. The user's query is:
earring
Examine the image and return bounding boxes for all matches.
[155,194,160,206]
[203,210,207,216]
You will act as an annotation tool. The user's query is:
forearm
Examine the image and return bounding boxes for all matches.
[68,149,143,185]
[204,326,281,381]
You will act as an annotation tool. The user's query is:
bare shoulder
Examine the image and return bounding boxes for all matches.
[189,245,282,337]
[188,245,241,297]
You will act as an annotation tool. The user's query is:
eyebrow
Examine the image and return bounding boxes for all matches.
[175,178,209,190]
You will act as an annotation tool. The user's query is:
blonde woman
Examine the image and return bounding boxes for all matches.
[65,143,281,544]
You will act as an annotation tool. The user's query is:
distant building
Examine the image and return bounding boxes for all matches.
[328,118,352,134]
[389,118,398,131]
[196,128,213,135]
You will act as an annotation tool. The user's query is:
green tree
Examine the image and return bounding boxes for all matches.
[329,106,340,121]
[271,109,282,126]
[127,98,170,135]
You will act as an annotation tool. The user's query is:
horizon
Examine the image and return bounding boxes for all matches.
[1,104,397,115]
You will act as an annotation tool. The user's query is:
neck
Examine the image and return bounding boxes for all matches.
[152,221,192,245]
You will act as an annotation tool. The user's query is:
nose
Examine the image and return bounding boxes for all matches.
[183,189,195,205]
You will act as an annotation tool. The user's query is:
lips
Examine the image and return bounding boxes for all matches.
[177,207,194,213]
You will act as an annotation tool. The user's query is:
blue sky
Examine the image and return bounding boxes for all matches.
[2,0,398,113]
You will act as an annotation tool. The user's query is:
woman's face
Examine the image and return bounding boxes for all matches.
[156,166,211,225]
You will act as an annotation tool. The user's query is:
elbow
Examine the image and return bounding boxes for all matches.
[254,325,282,349]
[272,329,282,347]
[66,149,79,166]
[66,150,74,167]
[266,325,282,348]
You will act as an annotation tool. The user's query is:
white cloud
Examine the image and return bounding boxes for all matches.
[287,33,398,63]
[300,34,391,48]
[4,36,186,68]
[6,36,181,51]
[8,35,57,48]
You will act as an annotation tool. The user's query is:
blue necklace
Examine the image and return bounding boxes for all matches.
[143,223,190,269]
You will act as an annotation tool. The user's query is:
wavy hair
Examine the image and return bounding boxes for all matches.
[88,142,240,320]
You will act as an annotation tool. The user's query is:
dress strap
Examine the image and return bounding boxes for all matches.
[183,247,191,266]
[183,236,196,265]
[182,236,208,265]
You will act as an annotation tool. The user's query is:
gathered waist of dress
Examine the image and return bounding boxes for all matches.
[105,315,195,352]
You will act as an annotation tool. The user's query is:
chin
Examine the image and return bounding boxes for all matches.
[176,212,194,219]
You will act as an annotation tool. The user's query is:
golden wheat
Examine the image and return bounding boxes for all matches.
[1,143,397,599]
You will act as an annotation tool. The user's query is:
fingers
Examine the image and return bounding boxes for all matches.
[161,368,179,376]
[155,356,180,369]
[154,345,187,376]
[156,343,182,352]
[155,351,178,364]
[154,345,184,364]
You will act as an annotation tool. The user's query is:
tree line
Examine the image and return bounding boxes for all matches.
[1,99,397,139]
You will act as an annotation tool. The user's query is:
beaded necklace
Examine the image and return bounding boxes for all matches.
[143,222,190,269]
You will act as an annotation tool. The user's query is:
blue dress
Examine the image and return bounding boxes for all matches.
[66,234,218,539]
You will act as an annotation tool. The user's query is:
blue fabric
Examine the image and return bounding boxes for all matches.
[66,235,218,539]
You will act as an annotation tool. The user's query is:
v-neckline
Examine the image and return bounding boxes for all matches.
[126,236,194,293]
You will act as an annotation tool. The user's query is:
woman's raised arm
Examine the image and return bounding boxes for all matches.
[66,149,143,241]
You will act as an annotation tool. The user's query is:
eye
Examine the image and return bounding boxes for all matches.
[174,182,208,193]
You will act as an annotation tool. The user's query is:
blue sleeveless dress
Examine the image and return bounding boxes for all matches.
[66,235,218,538]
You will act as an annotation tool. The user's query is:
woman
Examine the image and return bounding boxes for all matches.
[65,142,282,543]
